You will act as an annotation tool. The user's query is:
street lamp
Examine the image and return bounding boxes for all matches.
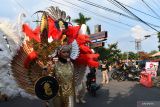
[130,34,152,51]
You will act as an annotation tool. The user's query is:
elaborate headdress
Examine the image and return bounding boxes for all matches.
[11,6,99,96]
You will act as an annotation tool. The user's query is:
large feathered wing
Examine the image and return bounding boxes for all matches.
[11,42,44,95]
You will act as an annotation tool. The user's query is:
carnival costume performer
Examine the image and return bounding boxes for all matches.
[48,45,74,107]
[10,6,99,107]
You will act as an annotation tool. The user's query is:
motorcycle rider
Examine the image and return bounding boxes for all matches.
[86,67,100,96]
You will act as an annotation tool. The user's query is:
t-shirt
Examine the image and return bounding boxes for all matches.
[101,64,108,71]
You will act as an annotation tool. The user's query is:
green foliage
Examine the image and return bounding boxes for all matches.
[120,52,127,60]
[95,47,107,60]
[73,13,91,25]
[149,50,158,55]
[87,26,91,34]
[158,32,160,39]
[158,45,160,51]
[128,51,138,60]
[72,13,91,34]
[120,51,138,60]
[95,43,121,65]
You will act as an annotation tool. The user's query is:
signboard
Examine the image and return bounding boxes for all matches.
[145,62,159,77]
[91,42,105,48]
[89,31,107,40]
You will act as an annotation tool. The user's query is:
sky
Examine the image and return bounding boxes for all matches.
[0,0,160,53]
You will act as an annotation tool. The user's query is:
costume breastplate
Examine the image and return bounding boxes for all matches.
[55,61,74,97]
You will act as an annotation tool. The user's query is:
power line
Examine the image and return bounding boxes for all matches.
[106,0,159,32]
[63,0,134,26]
[49,0,155,31]
[48,0,160,31]
[46,0,72,8]
[78,0,160,30]
[114,1,160,20]
[151,0,160,11]
[48,0,135,28]
[106,0,160,29]
[77,0,137,20]
[141,0,160,19]
[13,0,29,15]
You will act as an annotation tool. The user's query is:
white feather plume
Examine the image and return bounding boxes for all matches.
[79,24,87,35]
[70,40,79,60]
[0,14,35,99]
[0,44,20,98]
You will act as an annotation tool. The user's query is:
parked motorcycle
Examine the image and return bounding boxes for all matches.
[111,69,126,81]
[111,65,141,81]
[126,66,141,81]
[86,67,100,96]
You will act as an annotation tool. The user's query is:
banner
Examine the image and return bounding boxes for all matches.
[145,62,159,77]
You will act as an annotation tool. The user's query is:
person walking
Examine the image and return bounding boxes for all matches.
[101,60,109,85]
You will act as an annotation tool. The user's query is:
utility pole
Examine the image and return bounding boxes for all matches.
[126,52,129,64]
[130,35,151,60]
[135,39,141,52]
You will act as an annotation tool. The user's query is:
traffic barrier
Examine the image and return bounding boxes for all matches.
[140,72,152,88]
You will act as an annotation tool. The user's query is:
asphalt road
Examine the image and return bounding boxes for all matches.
[76,71,160,107]
[0,70,160,107]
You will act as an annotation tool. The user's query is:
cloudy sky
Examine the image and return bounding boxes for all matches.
[0,0,160,52]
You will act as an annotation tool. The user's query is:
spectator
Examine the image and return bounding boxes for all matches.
[101,59,109,85]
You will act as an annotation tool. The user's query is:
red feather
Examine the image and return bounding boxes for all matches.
[75,54,99,67]
[75,33,100,68]
[65,26,80,44]
[79,45,92,54]
[48,17,62,40]
[76,34,90,45]
[87,60,99,67]
[24,51,38,69]
[22,24,41,42]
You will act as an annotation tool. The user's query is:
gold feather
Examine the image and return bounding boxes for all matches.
[11,43,44,95]
[40,13,48,33]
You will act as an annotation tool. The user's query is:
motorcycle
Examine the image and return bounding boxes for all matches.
[86,68,100,96]
[126,66,141,81]
[111,65,141,81]
[111,69,126,81]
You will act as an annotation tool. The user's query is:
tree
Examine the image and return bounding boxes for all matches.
[72,13,91,34]
[96,43,121,65]
[120,52,128,60]
[128,51,139,60]
[149,50,158,55]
